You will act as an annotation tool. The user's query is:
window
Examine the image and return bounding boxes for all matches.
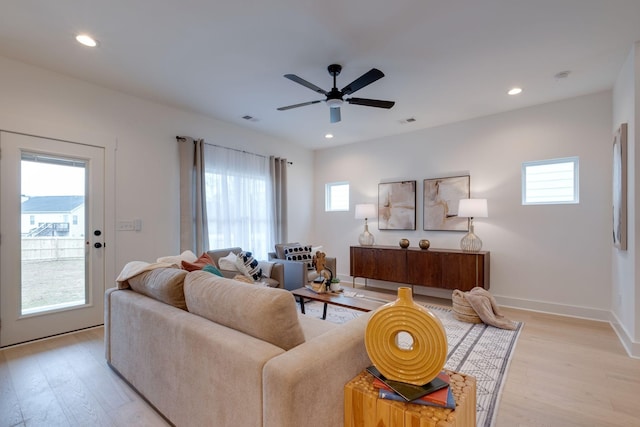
[522,157,579,205]
[325,182,349,211]
[203,144,274,260]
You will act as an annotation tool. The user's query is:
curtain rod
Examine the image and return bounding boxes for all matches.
[176,136,292,164]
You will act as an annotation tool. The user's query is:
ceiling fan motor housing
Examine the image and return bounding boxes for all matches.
[328,64,342,76]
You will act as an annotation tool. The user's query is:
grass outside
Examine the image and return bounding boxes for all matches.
[21,258,85,310]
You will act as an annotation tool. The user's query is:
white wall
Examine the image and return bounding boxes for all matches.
[314,91,613,320]
[0,56,315,281]
[612,42,639,356]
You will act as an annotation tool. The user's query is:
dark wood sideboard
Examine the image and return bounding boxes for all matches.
[350,245,489,291]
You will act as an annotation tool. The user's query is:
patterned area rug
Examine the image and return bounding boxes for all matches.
[298,300,522,427]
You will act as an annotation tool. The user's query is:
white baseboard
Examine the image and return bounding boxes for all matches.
[494,295,611,321]
[609,311,640,359]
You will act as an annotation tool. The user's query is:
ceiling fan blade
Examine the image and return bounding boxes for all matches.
[277,100,322,111]
[347,97,395,109]
[284,74,328,95]
[330,107,341,123]
[341,68,384,95]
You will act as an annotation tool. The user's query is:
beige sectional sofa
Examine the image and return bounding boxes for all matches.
[105,266,372,427]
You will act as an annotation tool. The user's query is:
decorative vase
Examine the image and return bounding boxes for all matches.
[419,239,430,250]
[399,238,410,248]
[364,287,447,385]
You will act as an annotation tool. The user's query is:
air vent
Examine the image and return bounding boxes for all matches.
[241,115,259,122]
[399,117,417,124]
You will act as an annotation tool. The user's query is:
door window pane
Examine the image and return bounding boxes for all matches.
[21,153,86,314]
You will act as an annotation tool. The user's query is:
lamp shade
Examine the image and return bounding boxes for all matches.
[355,203,377,219]
[457,199,488,218]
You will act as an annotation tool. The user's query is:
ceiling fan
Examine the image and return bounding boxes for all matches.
[277,64,395,123]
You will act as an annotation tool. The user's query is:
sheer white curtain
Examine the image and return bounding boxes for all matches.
[203,144,274,260]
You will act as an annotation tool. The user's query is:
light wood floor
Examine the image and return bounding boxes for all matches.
[1,301,639,426]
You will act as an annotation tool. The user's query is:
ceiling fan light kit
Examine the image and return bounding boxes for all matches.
[278,64,395,123]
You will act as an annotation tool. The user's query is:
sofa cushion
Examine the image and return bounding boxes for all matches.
[283,244,314,271]
[235,251,262,281]
[184,271,305,350]
[128,267,188,310]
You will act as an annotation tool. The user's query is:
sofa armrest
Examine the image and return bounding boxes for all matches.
[269,263,285,289]
[262,313,372,427]
[267,255,337,291]
[269,258,308,291]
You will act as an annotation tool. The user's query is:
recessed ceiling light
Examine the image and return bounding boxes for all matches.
[507,87,523,96]
[75,34,98,47]
[325,133,334,139]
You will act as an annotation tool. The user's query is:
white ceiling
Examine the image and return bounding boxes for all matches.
[1,1,640,149]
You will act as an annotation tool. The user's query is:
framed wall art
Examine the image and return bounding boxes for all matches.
[378,181,416,230]
[423,175,470,231]
[612,123,628,250]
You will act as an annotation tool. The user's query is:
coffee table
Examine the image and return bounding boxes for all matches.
[291,286,393,319]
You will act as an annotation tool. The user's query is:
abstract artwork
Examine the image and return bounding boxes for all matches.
[613,123,627,250]
[378,181,416,230]
[423,175,470,231]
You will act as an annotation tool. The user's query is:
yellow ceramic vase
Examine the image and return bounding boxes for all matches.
[365,287,447,385]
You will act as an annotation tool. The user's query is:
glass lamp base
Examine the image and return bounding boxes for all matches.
[460,232,482,252]
[359,227,375,246]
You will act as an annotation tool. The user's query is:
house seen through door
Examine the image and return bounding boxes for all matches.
[0,132,105,347]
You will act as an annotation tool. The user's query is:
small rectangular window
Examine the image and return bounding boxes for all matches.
[522,157,579,205]
[325,182,349,211]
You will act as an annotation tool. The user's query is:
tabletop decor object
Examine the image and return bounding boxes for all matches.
[364,287,447,385]
[354,203,377,246]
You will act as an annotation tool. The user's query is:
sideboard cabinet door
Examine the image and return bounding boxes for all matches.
[406,250,441,287]
[440,252,488,291]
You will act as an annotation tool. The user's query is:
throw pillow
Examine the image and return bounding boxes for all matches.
[218,252,240,271]
[283,244,314,270]
[235,251,262,281]
[202,264,223,277]
[181,252,216,272]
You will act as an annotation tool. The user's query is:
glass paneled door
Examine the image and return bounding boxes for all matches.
[0,132,105,347]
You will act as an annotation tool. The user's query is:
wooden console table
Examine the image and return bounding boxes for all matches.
[350,246,489,291]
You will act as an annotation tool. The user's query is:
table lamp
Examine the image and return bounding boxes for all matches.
[355,203,377,246]
[457,199,488,252]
